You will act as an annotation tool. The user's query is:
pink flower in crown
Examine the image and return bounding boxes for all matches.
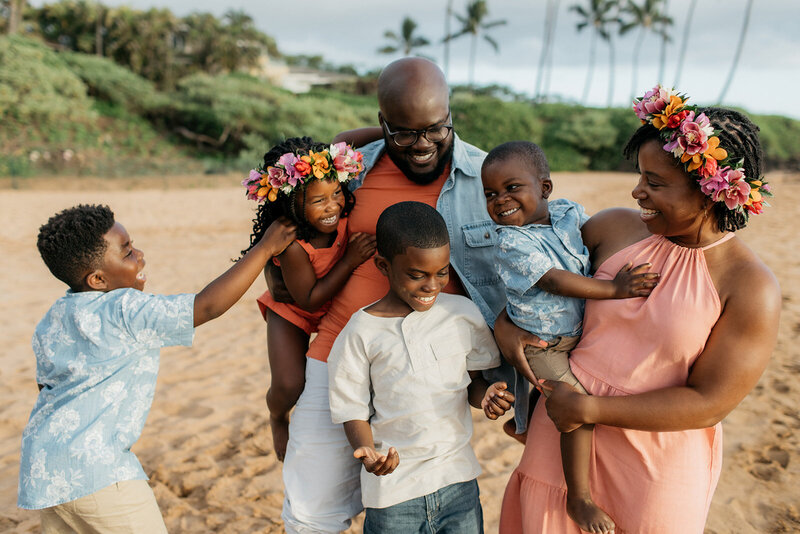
[675,112,714,157]
[713,170,751,210]
[267,166,288,188]
[278,153,300,184]
[331,142,364,180]
[633,86,674,121]
[699,167,730,197]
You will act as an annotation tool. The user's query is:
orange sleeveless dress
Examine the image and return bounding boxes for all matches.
[257,218,348,335]
[500,233,734,534]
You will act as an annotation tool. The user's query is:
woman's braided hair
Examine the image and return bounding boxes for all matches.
[241,137,356,257]
[624,107,764,232]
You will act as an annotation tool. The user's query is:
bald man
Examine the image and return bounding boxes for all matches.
[280,58,508,533]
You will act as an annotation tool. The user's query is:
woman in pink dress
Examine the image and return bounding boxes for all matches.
[496,88,781,533]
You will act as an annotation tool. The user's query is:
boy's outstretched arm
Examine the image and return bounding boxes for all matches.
[193,218,296,327]
[343,420,399,476]
[468,372,515,420]
[536,263,659,300]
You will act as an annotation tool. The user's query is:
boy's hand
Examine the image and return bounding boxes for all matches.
[258,217,297,257]
[344,232,377,268]
[354,446,399,476]
[481,382,516,420]
[612,262,659,298]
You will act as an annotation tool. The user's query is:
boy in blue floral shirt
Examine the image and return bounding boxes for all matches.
[481,141,659,533]
[19,204,295,533]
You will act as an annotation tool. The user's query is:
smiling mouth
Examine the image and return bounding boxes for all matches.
[639,207,659,220]
[415,295,436,304]
[497,207,519,217]
[320,215,338,225]
[409,152,435,165]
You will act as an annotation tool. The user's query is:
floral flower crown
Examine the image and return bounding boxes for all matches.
[633,85,771,217]
[243,142,364,203]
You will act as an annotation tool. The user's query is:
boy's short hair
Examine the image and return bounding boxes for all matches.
[483,141,550,179]
[376,202,450,261]
[37,204,115,289]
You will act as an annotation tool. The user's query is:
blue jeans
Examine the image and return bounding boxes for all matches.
[363,479,484,534]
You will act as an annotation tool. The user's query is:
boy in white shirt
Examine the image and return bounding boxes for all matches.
[327,201,514,534]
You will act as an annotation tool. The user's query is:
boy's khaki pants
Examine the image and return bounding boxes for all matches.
[40,480,168,534]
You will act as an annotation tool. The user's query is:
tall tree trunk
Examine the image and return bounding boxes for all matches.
[535,0,556,100]
[543,0,561,100]
[607,36,616,107]
[630,27,645,100]
[95,6,104,56]
[673,0,697,87]
[717,0,753,103]
[444,0,453,79]
[6,0,24,35]
[469,32,477,88]
[582,30,597,104]
[658,0,669,83]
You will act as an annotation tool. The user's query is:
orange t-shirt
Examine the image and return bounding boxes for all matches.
[307,154,465,362]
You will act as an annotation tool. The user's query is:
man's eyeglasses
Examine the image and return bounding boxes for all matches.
[381,114,453,147]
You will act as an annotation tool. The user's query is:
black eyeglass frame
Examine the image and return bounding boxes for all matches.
[379,112,454,147]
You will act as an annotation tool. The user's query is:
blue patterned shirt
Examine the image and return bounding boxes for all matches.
[18,289,194,509]
[495,198,591,340]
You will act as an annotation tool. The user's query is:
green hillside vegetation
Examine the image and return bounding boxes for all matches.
[2,33,799,178]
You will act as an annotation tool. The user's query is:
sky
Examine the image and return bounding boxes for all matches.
[67,0,800,118]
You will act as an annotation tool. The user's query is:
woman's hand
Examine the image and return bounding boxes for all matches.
[542,380,588,433]
[493,308,547,385]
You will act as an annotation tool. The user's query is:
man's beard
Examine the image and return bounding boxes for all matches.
[388,143,454,185]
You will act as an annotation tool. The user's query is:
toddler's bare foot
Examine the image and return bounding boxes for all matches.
[566,494,615,533]
[269,414,290,462]
[503,418,527,444]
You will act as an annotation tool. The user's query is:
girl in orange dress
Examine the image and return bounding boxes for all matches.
[495,88,780,533]
[241,137,376,461]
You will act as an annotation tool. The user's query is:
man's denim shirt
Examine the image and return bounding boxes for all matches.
[351,135,506,328]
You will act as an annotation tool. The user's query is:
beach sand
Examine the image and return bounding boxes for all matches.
[0,172,797,533]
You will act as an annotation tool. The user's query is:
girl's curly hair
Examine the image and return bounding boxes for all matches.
[241,137,356,257]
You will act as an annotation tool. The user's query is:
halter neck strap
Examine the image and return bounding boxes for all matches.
[701,232,735,251]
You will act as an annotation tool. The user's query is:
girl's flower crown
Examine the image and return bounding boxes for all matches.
[633,85,772,217]
[243,142,364,203]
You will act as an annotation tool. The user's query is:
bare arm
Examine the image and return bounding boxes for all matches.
[193,219,296,327]
[280,232,376,312]
[537,263,658,300]
[332,127,383,147]
[343,420,399,476]
[544,265,781,432]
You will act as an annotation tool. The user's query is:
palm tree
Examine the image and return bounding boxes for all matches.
[672,0,696,87]
[4,0,25,34]
[378,16,430,56]
[620,0,672,99]
[444,0,508,88]
[657,0,669,83]
[570,0,620,106]
[535,0,562,101]
[717,0,753,103]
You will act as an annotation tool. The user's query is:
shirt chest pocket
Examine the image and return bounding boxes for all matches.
[461,221,502,287]
[430,330,471,389]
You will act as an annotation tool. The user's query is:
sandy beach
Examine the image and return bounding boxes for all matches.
[0,171,797,533]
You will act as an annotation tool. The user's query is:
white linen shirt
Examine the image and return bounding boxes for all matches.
[327,293,500,509]
[18,288,194,509]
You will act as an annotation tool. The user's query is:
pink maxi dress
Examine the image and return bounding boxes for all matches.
[500,233,735,534]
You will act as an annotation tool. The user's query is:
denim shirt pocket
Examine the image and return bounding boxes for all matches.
[461,221,502,286]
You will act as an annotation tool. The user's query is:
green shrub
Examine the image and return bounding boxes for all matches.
[0,35,95,127]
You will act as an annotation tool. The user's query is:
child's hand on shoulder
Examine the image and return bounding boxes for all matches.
[612,262,660,298]
[258,217,297,256]
[344,232,377,268]
[482,381,515,420]
[353,445,399,476]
